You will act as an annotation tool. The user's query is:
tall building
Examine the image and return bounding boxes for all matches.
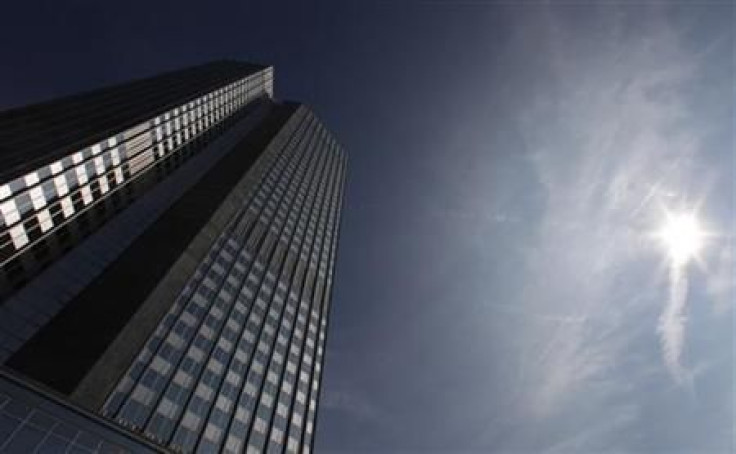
[0,61,346,453]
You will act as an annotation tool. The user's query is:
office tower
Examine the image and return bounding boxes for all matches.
[0,61,346,453]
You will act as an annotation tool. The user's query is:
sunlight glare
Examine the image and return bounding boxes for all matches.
[656,212,705,266]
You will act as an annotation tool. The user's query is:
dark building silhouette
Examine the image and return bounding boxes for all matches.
[0,61,346,453]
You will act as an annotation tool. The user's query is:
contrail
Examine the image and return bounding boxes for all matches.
[657,262,689,383]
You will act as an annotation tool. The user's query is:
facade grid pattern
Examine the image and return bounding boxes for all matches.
[102,109,345,453]
[0,100,274,362]
[0,61,345,454]
[0,370,160,453]
[0,69,273,265]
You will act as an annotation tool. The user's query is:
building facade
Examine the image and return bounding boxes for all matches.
[0,61,346,453]
[0,368,160,453]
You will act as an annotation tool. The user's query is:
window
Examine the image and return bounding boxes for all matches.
[9,224,28,248]
[1,199,20,225]
[37,209,53,232]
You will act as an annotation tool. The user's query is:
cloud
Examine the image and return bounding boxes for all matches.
[544,403,640,454]
[658,263,690,383]
[478,2,729,450]
[706,245,735,315]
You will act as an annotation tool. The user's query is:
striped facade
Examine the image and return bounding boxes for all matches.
[0,61,345,453]
[0,63,273,298]
[102,107,345,453]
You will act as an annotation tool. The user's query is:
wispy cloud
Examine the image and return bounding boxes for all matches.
[481,2,728,450]
[706,245,735,316]
[658,263,690,383]
[544,403,640,454]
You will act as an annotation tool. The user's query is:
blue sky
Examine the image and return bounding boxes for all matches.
[0,1,733,452]
[315,3,734,452]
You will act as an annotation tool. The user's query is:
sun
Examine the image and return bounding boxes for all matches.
[655,212,706,266]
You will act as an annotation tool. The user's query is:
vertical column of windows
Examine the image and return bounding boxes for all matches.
[280,144,340,453]
[263,132,338,454]
[229,114,313,245]
[144,243,252,446]
[303,152,347,452]
[102,108,313,452]
[106,112,308,434]
[242,118,313,253]
[164,117,321,452]
[241,128,333,454]
[301,162,340,450]
[112,233,243,434]
[102,235,229,418]
[213,119,327,453]
[99,107,343,453]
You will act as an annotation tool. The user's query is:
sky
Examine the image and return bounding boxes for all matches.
[0,1,734,452]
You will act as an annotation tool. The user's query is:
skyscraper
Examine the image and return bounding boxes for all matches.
[0,61,346,453]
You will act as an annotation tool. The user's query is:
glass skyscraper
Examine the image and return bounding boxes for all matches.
[0,61,346,453]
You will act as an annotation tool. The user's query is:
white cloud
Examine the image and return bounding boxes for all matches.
[658,264,690,383]
[706,245,735,315]
[487,3,726,449]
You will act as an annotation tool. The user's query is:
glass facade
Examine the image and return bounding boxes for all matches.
[0,61,344,454]
[0,369,158,453]
[102,108,345,453]
[0,68,273,262]
[0,100,274,362]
